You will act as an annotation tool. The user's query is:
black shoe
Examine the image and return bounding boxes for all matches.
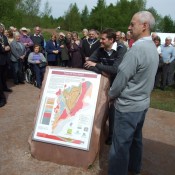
[19,81,25,84]
[105,137,112,145]
[36,85,41,89]
[128,172,141,175]
[3,88,13,92]
[0,100,6,107]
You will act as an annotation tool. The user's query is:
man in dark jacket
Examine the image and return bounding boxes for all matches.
[84,28,127,145]
[82,29,101,64]
[30,26,45,53]
[0,24,12,107]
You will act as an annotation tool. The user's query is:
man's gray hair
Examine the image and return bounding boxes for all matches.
[136,11,155,30]
[13,32,20,37]
[89,29,97,34]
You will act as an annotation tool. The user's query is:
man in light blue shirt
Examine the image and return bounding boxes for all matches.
[161,36,175,89]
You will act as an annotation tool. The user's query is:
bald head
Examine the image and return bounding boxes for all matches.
[135,11,155,31]
[128,11,155,41]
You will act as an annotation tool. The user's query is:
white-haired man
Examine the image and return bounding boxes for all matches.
[108,11,159,175]
[160,36,175,90]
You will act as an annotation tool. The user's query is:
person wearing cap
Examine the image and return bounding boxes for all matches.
[20,27,34,70]
[160,36,175,90]
[0,23,12,107]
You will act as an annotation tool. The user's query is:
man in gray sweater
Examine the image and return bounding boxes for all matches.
[108,11,159,175]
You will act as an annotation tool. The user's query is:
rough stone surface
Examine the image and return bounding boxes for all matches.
[0,80,175,175]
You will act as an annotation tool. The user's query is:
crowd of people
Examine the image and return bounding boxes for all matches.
[152,33,175,90]
[0,10,175,175]
[0,23,135,108]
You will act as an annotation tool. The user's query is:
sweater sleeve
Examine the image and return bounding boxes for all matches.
[85,48,102,74]
[28,53,35,64]
[108,49,137,99]
[10,42,21,58]
[40,53,47,63]
[170,47,175,63]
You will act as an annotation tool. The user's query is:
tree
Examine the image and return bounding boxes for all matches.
[89,0,106,30]
[40,0,52,28]
[162,16,175,33]
[0,0,21,27]
[40,0,52,17]
[81,5,89,29]
[63,3,82,31]
[147,7,163,32]
[17,0,41,16]
[17,0,41,26]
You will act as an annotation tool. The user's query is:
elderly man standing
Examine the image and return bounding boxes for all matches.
[82,29,101,63]
[161,36,175,90]
[30,26,45,53]
[108,11,159,175]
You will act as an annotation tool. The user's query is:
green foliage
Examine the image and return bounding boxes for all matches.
[42,31,52,41]
[162,16,175,33]
[151,87,175,112]
[63,3,82,31]
[88,0,106,30]
[17,0,41,16]
[40,0,52,17]
[0,0,21,27]
[147,7,162,32]
[81,5,89,29]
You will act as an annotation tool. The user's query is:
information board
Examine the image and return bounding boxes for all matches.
[33,67,101,150]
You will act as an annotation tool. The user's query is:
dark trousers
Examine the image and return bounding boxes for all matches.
[162,63,170,88]
[108,109,148,175]
[11,60,24,83]
[108,103,115,139]
[33,64,45,86]
[0,65,7,100]
[48,61,57,66]
[168,60,175,85]
[155,66,163,88]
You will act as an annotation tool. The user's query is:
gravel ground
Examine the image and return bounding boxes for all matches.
[0,80,175,175]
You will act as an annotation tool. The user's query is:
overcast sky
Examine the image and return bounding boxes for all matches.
[41,0,175,20]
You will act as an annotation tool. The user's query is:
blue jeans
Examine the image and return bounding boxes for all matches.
[12,60,24,83]
[108,109,148,175]
[33,64,45,86]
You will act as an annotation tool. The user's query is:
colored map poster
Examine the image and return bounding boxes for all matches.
[33,68,101,150]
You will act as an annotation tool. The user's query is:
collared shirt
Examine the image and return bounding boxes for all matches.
[161,43,175,63]
[104,42,118,56]
[34,34,41,37]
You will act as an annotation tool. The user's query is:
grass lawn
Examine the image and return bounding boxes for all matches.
[151,86,175,112]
